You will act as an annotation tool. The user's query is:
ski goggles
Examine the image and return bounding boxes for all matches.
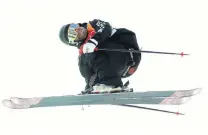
[67,23,79,46]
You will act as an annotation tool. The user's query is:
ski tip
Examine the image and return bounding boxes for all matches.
[192,88,202,95]
[2,98,31,109]
[2,99,15,109]
[10,97,23,105]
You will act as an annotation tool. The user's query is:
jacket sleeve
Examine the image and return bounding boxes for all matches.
[88,19,112,45]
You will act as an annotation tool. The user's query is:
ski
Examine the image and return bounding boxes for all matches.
[2,88,201,109]
[2,96,189,109]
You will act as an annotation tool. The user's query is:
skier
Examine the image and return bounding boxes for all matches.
[59,19,141,93]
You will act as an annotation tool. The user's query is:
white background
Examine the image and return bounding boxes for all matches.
[0,0,207,134]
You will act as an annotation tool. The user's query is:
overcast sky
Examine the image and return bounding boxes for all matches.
[0,0,207,135]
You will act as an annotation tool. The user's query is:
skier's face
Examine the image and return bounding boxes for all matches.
[74,26,87,41]
[67,24,88,46]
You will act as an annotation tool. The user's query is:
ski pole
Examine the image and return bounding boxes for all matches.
[95,48,189,56]
[117,104,184,115]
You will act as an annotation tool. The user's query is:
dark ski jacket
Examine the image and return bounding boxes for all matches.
[77,19,141,87]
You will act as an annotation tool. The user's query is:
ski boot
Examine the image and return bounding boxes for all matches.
[79,81,133,95]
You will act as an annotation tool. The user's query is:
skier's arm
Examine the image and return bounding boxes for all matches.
[80,19,113,54]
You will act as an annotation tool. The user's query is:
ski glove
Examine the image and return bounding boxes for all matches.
[82,39,98,54]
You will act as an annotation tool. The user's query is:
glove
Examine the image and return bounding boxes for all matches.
[82,39,98,54]
[82,42,96,53]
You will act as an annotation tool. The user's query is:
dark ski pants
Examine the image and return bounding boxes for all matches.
[90,41,130,87]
